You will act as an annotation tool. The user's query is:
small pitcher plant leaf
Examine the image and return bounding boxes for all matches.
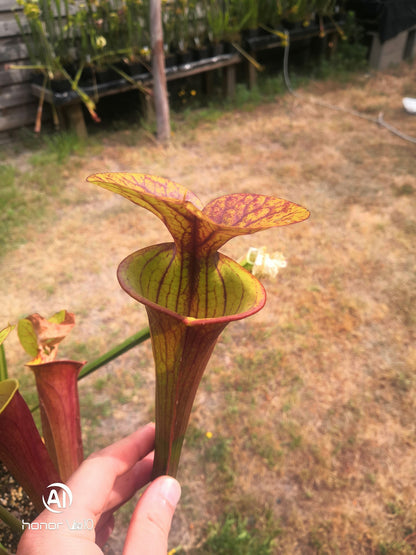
[88,172,310,477]
[19,311,75,364]
[0,324,15,346]
[47,309,68,324]
[17,318,38,359]
[0,325,15,380]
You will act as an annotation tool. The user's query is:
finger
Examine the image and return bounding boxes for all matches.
[86,422,155,476]
[123,476,181,555]
[17,426,157,554]
[68,423,155,518]
[105,453,154,512]
[95,454,154,547]
[95,512,115,548]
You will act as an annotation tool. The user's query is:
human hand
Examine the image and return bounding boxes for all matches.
[17,423,181,554]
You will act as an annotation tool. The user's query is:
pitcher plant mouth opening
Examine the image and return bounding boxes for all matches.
[117,244,267,326]
[27,359,85,482]
[87,172,310,477]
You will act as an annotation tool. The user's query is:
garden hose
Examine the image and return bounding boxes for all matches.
[282,31,416,145]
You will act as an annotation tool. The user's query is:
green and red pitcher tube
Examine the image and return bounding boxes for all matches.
[27,359,85,482]
[0,379,60,513]
[88,172,310,477]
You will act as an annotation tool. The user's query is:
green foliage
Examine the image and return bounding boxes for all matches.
[205,0,232,43]
[0,325,13,381]
[0,347,7,381]
[17,319,38,358]
[233,83,263,109]
[0,325,15,347]
[377,540,411,555]
[29,132,85,166]
[48,309,67,324]
[277,0,317,23]
[204,436,232,467]
[0,163,16,208]
[316,12,368,79]
[0,164,26,255]
[231,0,259,31]
[246,430,283,469]
[80,393,112,426]
[15,0,150,70]
[170,73,287,126]
[200,511,279,554]
[0,132,89,258]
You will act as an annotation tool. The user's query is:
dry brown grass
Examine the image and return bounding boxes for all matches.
[1,60,416,554]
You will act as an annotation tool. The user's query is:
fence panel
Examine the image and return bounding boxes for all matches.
[0,0,37,142]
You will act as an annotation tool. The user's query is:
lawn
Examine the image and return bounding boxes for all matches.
[1,59,416,554]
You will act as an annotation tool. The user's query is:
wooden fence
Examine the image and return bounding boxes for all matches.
[0,0,40,143]
[2,1,415,144]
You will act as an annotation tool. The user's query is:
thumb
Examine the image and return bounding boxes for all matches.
[123,476,181,554]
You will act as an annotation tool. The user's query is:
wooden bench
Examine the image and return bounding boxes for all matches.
[31,53,242,138]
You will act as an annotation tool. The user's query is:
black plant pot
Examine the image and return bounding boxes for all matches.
[282,20,303,31]
[79,66,95,87]
[178,50,193,65]
[30,72,45,86]
[50,77,71,93]
[223,41,236,54]
[119,61,148,78]
[192,46,210,61]
[210,42,225,57]
[164,53,178,68]
[63,63,78,79]
[96,68,119,84]
[242,27,261,41]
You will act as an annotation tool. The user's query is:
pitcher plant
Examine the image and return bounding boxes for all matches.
[88,173,310,477]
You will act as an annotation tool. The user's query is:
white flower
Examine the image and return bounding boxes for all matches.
[245,247,287,279]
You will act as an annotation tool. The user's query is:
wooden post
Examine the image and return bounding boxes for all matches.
[64,104,88,139]
[150,0,170,143]
[224,65,237,99]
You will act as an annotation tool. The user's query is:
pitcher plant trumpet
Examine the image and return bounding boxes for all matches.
[87,173,310,477]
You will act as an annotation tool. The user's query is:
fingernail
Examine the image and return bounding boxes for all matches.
[160,477,181,508]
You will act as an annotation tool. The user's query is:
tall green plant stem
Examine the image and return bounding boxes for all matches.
[0,344,7,381]
[78,327,150,379]
[0,505,22,539]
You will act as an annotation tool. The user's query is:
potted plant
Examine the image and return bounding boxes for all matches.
[171,0,193,63]
[12,0,100,125]
[230,0,259,37]
[204,0,231,55]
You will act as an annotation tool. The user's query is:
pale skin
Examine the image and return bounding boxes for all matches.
[17,423,181,554]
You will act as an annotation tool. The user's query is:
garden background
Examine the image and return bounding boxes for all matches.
[1,2,416,554]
